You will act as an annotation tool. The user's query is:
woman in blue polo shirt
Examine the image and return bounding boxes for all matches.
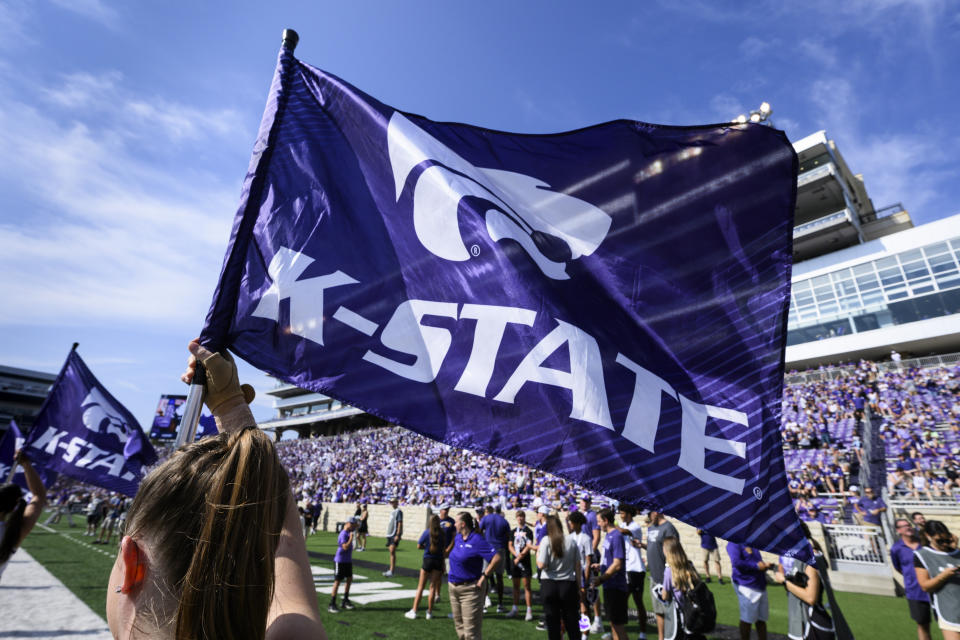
[448,512,502,640]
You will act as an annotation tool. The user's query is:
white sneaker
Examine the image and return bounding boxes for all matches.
[590,618,603,634]
[403,610,416,620]
[637,634,647,640]
[525,608,533,621]
[382,570,393,577]
[601,634,613,640]
[485,596,492,609]
[506,607,518,618]
[425,611,433,620]
[496,605,504,614]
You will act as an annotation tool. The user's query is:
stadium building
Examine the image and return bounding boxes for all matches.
[0,364,57,434]
[260,378,387,439]
[786,131,960,370]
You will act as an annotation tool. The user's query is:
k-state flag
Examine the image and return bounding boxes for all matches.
[202,45,810,561]
[24,349,158,497]
[1,420,56,491]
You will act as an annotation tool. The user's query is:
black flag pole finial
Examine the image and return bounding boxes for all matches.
[71,342,79,352]
[282,29,299,51]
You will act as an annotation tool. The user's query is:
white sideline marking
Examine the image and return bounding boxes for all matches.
[311,565,420,603]
[0,548,112,638]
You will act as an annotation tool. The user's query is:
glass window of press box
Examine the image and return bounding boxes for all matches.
[787,238,960,346]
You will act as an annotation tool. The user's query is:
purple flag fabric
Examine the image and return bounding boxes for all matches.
[1,420,57,491]
[200,46,810,562]
[23,349,157,497]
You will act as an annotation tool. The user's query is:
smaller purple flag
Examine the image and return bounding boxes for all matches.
[23,349,157,497]
[1,420,57,491]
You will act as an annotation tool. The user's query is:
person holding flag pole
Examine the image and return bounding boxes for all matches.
[1,449,47,581]
[100,338,325,639]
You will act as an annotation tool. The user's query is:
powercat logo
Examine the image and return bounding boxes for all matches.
[386,112,612,280]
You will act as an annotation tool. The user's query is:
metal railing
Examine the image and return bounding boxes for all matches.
[873,203,905,219]
[784,351,960,385]
[823,523,887,565]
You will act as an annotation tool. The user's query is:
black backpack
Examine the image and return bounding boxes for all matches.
[681,580,717,634]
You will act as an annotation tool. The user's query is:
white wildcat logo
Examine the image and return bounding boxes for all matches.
[81,388,130,441]
[387,112,612,280]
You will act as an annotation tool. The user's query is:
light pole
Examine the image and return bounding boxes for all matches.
[732,101,773,126]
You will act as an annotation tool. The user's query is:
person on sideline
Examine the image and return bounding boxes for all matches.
[448,511,502,640]
[0,451,47,581]
[537,514,582,640]
[658,537,705,640]
[383,496,403,577]
[914,520,960,640]
[772,521,853,640]
[696,528,723,584]
[592,508,629,640]
[727,541,771,640]
[891,518,932,640]
[619,504,648,639]
[647,509,680,640]
[329,517,358,613]
[567,510,596,633]
[507,509,535,620]
[405,514,445,620]
[104,341,324,639]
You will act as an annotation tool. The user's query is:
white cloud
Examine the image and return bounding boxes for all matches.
[0,69,245,328]
[0,0,32,49]
[49,0,120,29]
[709,93,746,122]
[796,38,838,69]
[739,36,778,59]
[806,75,957,218]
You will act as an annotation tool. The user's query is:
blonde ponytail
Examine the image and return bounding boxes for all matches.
[126,427,289,640]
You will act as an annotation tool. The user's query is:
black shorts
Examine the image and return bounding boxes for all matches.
[908,598,932,625]
[386,535,400,547]
[87,514,101,526]
[627,571,646,597]
[511,558,532,579]
[423,556,444,573]
[603,587,629,625]
[335,562,353,581]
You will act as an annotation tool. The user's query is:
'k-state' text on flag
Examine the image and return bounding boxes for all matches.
[1,420,57,491]
[24,349,158,497]
[201,45,809,561]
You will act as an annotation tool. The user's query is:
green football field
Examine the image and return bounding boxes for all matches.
[21,521,924,639]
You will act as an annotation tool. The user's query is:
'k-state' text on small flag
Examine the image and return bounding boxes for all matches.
[1,420,57,490]
[201,45,809,562]
[24,349,158,497]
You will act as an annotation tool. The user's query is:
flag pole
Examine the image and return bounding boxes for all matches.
[174,361,206,448]
[174,30,298,449]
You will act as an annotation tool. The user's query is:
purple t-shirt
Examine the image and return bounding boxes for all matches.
[890,539,930,602]
[858,496,886,525]
[334,528,352,564]
[726,542,766,591]
[600,529,628,591]
[700,533,718,550]
[583,510,600,538]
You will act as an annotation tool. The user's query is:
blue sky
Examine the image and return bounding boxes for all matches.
[1,0,958,428]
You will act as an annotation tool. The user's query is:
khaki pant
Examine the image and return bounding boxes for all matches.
[449,581,485,640]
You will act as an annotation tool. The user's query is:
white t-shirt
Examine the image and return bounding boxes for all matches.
[624,521,646,572]
[572,531,592,574]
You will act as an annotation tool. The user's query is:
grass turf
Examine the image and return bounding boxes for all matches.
[21,521,924,639]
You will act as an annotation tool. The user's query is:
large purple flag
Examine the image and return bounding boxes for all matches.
[23,349,157,497]
[1,420,57,491]
[201,45,809,561]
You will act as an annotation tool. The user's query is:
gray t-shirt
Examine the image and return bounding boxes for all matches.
[646,520,679,584]
[914,545,960,627]
[387,507,403,537]
[537,534,580,582]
